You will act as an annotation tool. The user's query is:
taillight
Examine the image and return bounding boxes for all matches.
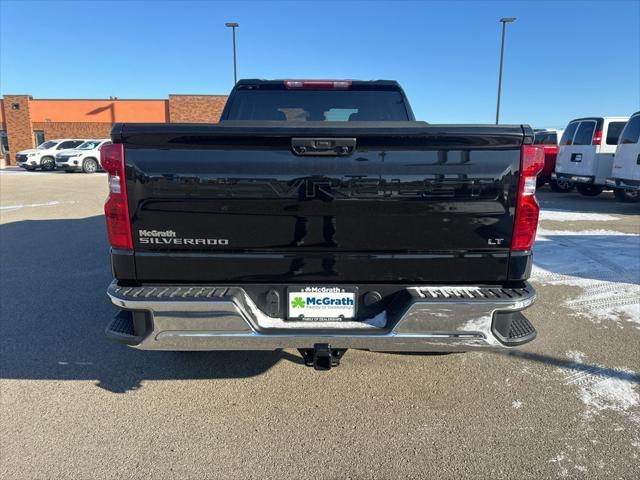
[100,143,133,250]
[284,80,352,89]
[512,145,544,251]
[592,130,602,145]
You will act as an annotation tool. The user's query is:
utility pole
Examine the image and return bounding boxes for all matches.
[225,22,239,84]
[496,17,516,124]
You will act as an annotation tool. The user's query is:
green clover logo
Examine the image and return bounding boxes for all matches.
[291,296,305,308]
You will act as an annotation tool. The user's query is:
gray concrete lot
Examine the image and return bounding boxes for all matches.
[1,169,639,479]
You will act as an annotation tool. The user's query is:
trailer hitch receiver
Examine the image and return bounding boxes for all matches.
[298,344,347,370]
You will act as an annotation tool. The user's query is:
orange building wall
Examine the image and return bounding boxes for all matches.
[168,95,228,123]
[29,99,169,123]
[1,94,228,165]
[32,122,113,141]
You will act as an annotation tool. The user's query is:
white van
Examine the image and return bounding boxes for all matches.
[554,116,629,196]
[606,111,640,202]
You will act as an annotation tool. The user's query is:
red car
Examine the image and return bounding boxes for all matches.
[534,129,574,192]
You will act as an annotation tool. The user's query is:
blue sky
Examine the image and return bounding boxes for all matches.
[1,0,638,128]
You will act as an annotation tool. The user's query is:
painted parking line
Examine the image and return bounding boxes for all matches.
[0,200,78,211]
[0,167,105,176]
[0,168,57,175]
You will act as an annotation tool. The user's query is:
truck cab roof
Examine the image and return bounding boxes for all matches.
[235,79,403,88]
[222,79,416,122]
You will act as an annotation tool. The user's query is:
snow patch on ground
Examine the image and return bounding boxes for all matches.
[511,400,522,409]
[548,453,569,477]
[543,350,639,477]
[567,351,586,363]
[531,229,640,327]
[536,228,636,238]
[578,375,639,413]
[562,351,639,416]
[539,208,620,222]
[545,352,639,475]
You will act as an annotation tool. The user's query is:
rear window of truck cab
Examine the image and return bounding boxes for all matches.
[225,87,410,121]
[534,132,557,145]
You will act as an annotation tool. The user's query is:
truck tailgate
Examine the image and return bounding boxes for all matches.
[116,122,526,284]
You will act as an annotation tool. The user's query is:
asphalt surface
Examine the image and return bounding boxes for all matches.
[1,168,639,479]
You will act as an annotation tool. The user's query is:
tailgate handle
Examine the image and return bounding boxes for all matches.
[292,138,356,156]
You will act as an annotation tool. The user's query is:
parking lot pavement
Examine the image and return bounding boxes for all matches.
[1,175,638,479]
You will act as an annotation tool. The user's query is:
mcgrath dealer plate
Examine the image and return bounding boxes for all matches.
[287,286,357,321]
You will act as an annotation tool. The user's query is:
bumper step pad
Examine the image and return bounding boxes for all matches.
[492,311,537,346]
[508,314,536,341]
[105,311,144,345]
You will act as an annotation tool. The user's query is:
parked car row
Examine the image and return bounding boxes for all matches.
[536,112,640,202]
[15,138,111,173]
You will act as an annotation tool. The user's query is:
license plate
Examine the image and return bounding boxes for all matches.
[287,286,357,321]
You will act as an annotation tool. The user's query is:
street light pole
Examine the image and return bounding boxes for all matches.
[495,17,515,124]
[225,22,239,84]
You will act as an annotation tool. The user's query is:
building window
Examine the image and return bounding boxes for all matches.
[0,131,8,154]
[34,131,45,147]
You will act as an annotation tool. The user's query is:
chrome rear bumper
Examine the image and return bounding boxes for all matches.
[106,281,537,352]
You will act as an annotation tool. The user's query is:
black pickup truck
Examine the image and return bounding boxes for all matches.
[102,79,543,369]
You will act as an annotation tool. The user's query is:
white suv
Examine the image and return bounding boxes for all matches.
[606,111,640,202]
[554,116,629,196]
[55,139,112,173]
[16,139,85,171]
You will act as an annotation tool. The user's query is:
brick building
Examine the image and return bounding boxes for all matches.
[0,94,228,166]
